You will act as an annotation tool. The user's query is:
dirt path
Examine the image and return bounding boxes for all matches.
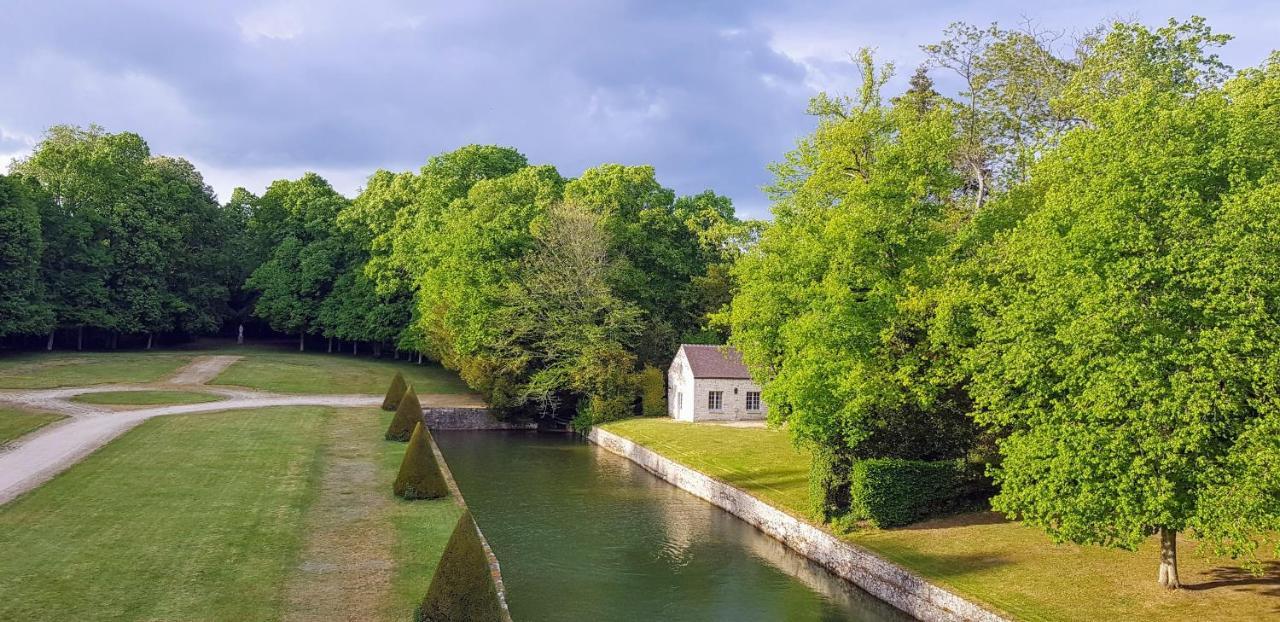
[166,355,243,385]
[282,408,396,622]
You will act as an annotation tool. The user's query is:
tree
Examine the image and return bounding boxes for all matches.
[962,37,1276,588]
[727,50,978,518]
[386,386,423,442]
[0,175,52,339]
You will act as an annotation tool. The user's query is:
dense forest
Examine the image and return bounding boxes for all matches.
[2,15,1278,587]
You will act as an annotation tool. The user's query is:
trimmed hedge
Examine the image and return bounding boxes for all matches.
[385,386,422,442]
[638,365,665,417]
[394,422,450,500]
[849,458,991,528]
[382,371,408,411]
[415,510,504,622]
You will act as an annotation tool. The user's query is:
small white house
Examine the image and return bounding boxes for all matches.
[667,344,767,422]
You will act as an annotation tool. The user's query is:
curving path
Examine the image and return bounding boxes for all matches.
[0,355,474,506]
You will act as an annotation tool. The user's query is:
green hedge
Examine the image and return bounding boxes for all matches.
[639,365,665,418]
[415,510,504,622]
[849,458,990,527]
[382,371,407,411]
[394,422,450,500]
[385,386,421,442]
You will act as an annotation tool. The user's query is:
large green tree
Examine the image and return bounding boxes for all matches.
[961,26,1278,588]
[0,175,53,339]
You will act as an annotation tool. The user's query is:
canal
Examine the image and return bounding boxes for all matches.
[434,430,911,621]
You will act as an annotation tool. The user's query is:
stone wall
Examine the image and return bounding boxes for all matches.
[587,427,1009,622]
[427,434,515,622]
[422,407,536,430]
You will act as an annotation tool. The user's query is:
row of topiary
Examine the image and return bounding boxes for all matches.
[382,372,505,621]
[842,458,993,528]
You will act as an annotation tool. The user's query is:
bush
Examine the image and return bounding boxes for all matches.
[394,422,450,500]
[415,510,504,622]
[809,445,854,521]
[848,458,991,528]
[382,371,407,411]
[385,386,422,442]
[638,365,665,417]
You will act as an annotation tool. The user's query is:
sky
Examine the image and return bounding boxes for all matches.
[1,1,1276,219]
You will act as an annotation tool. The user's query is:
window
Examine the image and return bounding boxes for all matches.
[708,391,723,411]
[746,391,761,411]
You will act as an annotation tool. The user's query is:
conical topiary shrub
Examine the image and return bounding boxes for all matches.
[385,386,422,442]
[382,371,408,411]
[415,510,503,622]
[394,422,449,500]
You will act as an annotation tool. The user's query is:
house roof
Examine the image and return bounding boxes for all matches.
[679,344,753,379]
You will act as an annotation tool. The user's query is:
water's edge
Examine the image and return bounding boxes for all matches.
[587,427,1009,622]
[426,433,516,622]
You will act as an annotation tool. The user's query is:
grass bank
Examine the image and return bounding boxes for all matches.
[0,407,63,444]
[70,389,224,406]
[209,348,472,395]
[0,405,461,621]
[0,352,193,388]
[601,417,1280,622]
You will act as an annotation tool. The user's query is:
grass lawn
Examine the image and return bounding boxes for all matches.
[0,406,461,621]
[210,349,472,395]
[70,389,224,406]
[601,417,1280,622]
[0,407,64,444]
[0,352,193,388]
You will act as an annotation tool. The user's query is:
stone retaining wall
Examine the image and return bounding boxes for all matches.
[422,407,536,430]
[427,434,515,622]
[587,427,1009,622]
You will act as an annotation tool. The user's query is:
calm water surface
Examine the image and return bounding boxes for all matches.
[433,430,912,622]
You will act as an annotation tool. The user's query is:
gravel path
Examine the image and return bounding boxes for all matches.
[166,355,243,385]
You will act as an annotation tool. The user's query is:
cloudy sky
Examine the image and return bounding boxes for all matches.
[2,1,1275,218]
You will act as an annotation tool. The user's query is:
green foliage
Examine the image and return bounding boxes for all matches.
[808,445,853,522]
[848,458,989,528]
[393,422,449,500]
[0,175,52,337]
[383,371,408,411]
[385,386,422,442]
[638,365,665,417]
[414,510,503,622]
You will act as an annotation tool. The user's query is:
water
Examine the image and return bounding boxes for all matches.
[433,430,912,622]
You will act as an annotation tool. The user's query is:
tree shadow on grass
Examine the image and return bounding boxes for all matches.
[893,551,1015,579]
[1185,561,1280,605]
[897,511,1009,531]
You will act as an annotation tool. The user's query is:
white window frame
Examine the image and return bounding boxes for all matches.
[708,391,723,411]
[746,391,761,412]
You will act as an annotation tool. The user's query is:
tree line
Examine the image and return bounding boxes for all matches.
[1,133,749,429]
[725,17,1280,587]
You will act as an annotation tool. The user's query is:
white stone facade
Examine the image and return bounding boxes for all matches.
[667,346,767,422]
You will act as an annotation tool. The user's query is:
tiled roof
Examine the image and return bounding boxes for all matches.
[680,344,753,379]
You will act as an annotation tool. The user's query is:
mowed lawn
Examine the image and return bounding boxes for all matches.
[0,407,63,444]
[71,389,224,406]
[601,417,1280,622]
[0,352,194,388]
[210,349,472,395]
[0,406,461,621]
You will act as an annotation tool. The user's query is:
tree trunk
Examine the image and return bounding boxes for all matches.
[46,331,55,351]
[299,333,305,352]
[394,348,399,360]
[237,323,244,345]
[77,326,84,351]
[145,333,153,350]
[327,337,333,353]
[353,341,358,356]
[1158,527,1180,589]
[374,343,382,358]
[110,333,118,350]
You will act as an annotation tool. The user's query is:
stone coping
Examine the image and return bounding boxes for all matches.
[426,431,515,622]
[587,427,1010,622]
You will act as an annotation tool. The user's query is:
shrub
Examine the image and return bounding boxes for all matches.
[382,371,408,411]
[415,510,504,622]
[394,422,450,500]
[848,458,991,528]
[809,445,854,521]
[638,365,665,417]
[385,386,422,442]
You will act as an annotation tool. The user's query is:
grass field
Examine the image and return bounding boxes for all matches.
[0,352,193,389]
[601,417,1280,622]
[209,349,472,395]
[70,390,224,406]
[0,406,461,621]
[0,407,64,444]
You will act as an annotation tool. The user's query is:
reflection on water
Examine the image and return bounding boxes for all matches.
[433,430,912,622]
